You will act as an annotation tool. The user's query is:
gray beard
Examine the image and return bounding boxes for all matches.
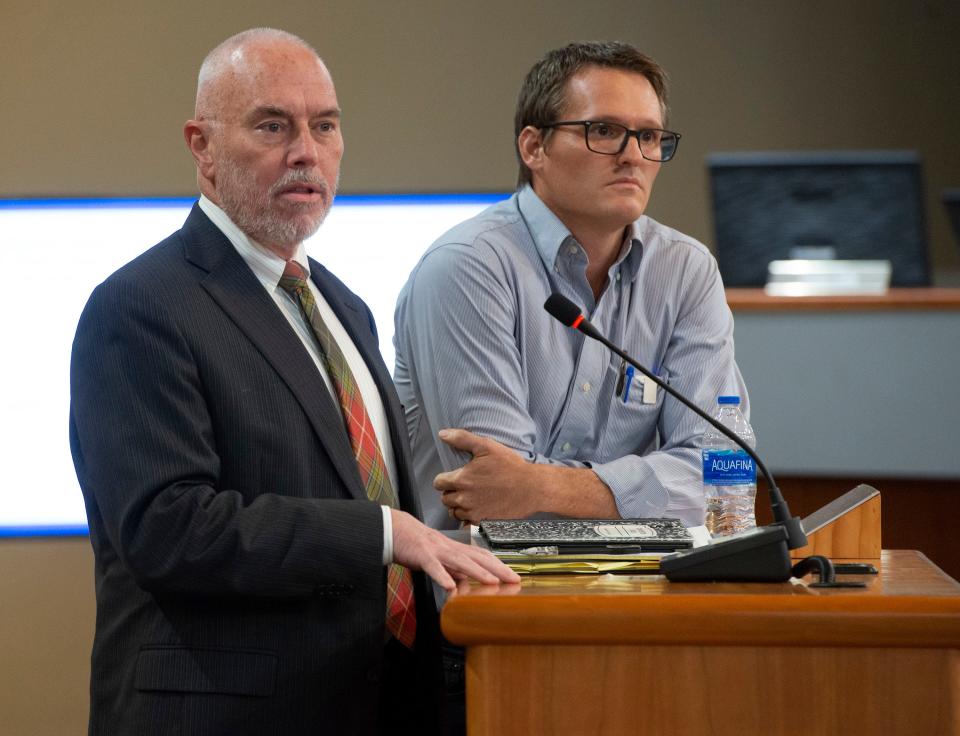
[216,163,336,249]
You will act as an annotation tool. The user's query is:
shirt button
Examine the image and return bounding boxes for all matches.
[568,245,577,255]
[562,442,571,452]
[582,382,591,393]
[616,272,621,281]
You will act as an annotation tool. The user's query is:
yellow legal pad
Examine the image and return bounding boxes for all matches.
[498,554,664,575]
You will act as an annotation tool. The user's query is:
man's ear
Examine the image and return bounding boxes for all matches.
[184,120,215,180]
[517,125,547,175]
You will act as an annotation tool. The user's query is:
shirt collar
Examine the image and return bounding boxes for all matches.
[198,195,310,290]
[516,184,574,268]
[516,184,644,283]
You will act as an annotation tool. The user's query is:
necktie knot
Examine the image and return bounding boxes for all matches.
[279,260,309,296]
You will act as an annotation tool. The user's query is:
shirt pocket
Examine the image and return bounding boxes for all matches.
[604,362,666,453]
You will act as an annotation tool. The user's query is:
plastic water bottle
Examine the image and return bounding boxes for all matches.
[702,396,757,537]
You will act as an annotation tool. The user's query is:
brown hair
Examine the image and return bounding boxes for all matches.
[514,41,669,188]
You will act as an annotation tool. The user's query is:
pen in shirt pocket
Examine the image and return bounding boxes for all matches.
[617,359,662,404]
[615,360,637,403]
[622,366,636,402]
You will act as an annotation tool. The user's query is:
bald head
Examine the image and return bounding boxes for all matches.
[195,28,327,121]
[184,28,343,258]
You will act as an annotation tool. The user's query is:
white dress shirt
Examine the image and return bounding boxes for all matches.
[199,196,395,563]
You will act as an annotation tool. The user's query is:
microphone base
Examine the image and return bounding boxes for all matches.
[660,525,793,582]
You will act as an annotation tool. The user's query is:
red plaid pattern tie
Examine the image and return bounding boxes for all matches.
[279,260,416,648]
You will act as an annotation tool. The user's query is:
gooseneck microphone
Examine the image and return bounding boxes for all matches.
[544,292,807,582]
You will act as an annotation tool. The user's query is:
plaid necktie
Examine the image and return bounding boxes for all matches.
[279,260,416,648]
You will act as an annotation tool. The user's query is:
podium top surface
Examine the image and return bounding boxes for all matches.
[725,287,960,311]
[441,550,960,649]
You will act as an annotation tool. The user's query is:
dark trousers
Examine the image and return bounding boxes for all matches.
[378,638,434,734]
[440,642,465,736]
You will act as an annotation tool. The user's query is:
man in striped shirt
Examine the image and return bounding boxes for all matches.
[394,41,748,531]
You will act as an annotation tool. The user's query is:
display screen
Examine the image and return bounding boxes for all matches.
[945,189,960,250]
[708,150,929,287]
[0,193,507,535]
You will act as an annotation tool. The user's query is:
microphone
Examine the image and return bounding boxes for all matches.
[544,293,807,582]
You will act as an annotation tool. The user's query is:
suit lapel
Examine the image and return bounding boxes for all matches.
[309,260,423,517]
[307,262,387,391]
[180,206,367,500]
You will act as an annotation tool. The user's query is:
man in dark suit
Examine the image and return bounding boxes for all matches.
[69,28,518,735]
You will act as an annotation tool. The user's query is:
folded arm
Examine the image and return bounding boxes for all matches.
[395,241,745,525]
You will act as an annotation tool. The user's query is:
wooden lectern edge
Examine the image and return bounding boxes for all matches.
[790,493,882,561]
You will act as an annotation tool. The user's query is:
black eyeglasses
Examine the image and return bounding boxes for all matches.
[540,120,682,162]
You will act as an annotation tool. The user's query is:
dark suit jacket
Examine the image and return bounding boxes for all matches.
[69,204,441,735]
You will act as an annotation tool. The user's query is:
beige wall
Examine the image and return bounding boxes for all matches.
[2,1,959,732]
[0,538,94,734]
[3,0,959,269]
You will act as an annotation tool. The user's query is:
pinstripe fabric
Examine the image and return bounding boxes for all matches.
[280,261,416,648]
[70,205,442,735]
[394,185,748,530]
[198,195,398,562]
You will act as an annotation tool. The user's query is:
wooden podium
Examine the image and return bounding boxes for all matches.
[443,493,960,735]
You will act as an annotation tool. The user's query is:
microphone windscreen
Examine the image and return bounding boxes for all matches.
[543,293,581,326]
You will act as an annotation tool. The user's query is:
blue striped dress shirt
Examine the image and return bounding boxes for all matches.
[393,185,748,530]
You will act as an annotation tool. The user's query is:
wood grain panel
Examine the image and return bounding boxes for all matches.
[466,644,959,736]
[791,494,882,560]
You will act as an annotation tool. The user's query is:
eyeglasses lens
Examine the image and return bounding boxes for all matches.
[585,123,677,162]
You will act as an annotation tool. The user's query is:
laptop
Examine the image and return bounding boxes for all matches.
[478,518,694,555]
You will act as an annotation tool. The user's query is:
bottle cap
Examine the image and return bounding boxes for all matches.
[717,395,740,405]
